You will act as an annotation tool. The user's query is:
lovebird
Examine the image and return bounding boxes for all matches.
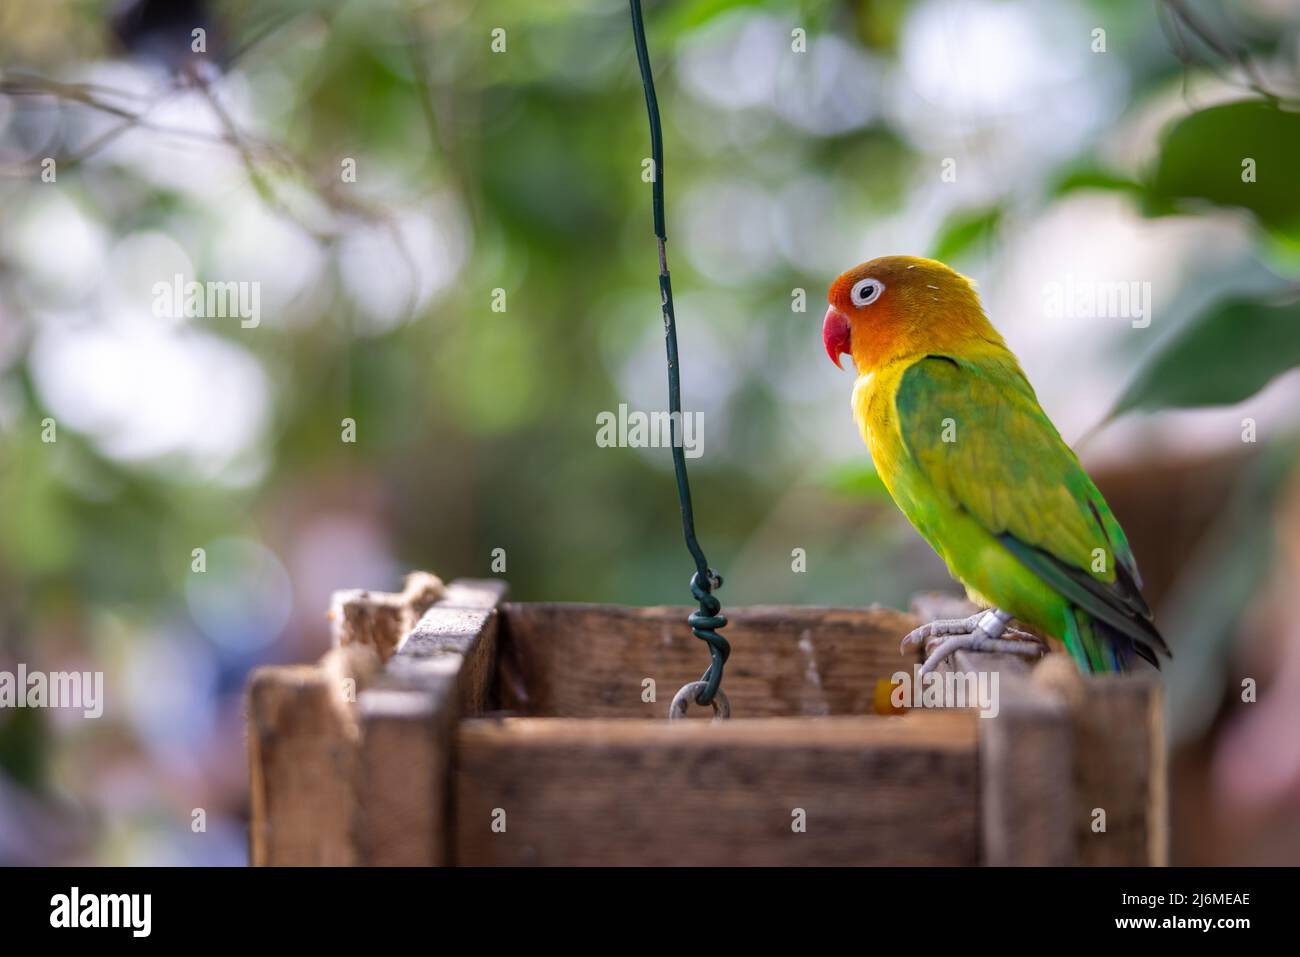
[822,256,1169,674]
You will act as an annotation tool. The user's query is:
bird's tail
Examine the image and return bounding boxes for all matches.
[1063,606,1166,674]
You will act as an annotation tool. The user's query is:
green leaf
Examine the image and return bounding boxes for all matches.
[1049,165,1143,198]
[1148,100,1300,238]
[929,206,1002,263]
[1112,296,1300,416]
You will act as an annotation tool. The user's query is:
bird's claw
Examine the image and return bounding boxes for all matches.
[900,612,987,654]
[901,609,1047,676]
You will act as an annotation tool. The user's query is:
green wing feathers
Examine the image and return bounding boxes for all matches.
[894,355,1169,671]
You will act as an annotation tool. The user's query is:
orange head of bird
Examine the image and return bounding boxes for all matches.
[822,256,993,372]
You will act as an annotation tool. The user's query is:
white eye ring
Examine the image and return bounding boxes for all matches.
[851,277,885,307]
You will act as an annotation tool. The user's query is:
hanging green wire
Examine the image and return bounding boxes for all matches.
[628,0,730,707]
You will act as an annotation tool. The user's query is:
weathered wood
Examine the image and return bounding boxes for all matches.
[355,687,454,866]
[354,578,507,865]
[943,646,1165,867]
[249,577,506,866]
[251,578,1167,867]
[905,595,1070,863]
[387,578,507,714]
[454,712,979,866]
[919,642,1077,866]
[330,571,446,661]
[970,656,1076,865]
[1073,674,1167,865]
[247,665,359,866]
[497,602,920,719]
[913,590,1166,866]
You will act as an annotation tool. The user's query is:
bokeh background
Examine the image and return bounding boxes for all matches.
[2,0,1300,865]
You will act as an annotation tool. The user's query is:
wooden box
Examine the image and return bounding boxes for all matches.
[247,576,1166,866]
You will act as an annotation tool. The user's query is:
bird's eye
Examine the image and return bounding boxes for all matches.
[851,278,884,307]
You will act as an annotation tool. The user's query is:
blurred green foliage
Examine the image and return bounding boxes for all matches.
[1114,297,1300,416]
[1147,101,1300,239]
[0,0,1294,628]
[930,206,1003,264]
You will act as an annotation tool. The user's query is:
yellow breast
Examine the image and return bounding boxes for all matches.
[851,360,912,494]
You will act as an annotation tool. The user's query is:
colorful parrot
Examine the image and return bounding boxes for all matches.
[822,256,1169,674]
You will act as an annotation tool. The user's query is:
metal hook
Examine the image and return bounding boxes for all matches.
[669,681,731,723]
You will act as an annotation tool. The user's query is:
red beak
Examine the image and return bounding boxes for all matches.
[822,306,851,369]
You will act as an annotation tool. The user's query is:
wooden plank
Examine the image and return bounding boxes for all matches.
[1074,674,1167,865]
[249,577,506,867]
[919,644,1076,866]
[950,644,1166,866]
[973,657,1076,865]
[914,594,1166,866]
[388,578,507,714]
[254,578,1164,867]
[354,578,508,865]
[354,686,454,866]
[454,712,979,866]
[497,603,920,719]
[247,665,359,866]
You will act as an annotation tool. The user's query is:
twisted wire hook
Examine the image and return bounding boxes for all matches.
[689,572,730,705]
[628,0,729,708]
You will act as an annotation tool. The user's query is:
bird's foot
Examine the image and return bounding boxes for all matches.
[900,609,1047,676]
